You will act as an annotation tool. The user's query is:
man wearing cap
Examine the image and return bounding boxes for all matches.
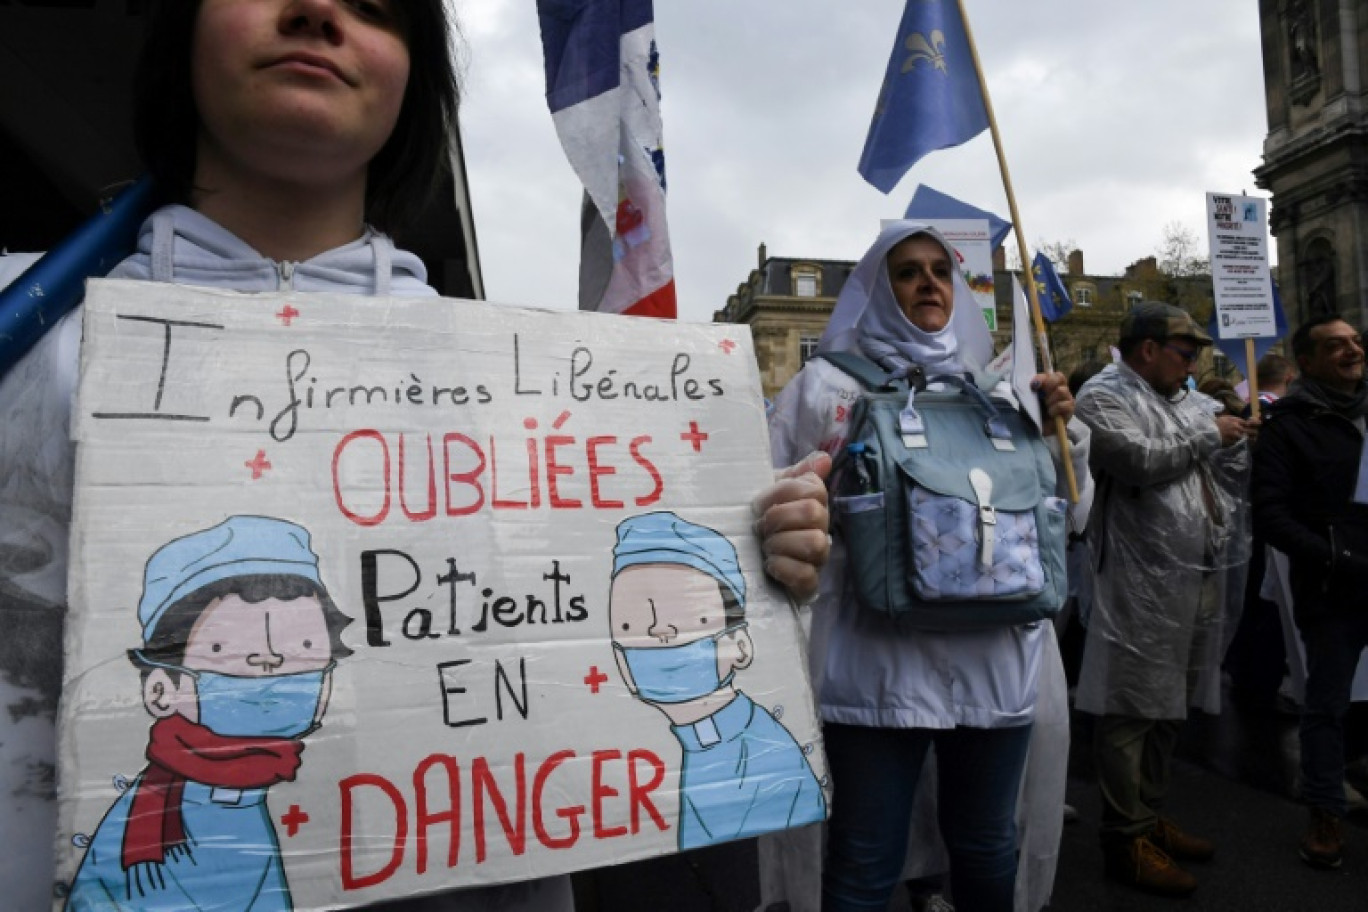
[1253,313,1368,870]
[1073,302,1255,896]
[66,515,350,912]
[608,511,826,851]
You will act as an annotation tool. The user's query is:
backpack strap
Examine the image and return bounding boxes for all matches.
[816,351,920,392]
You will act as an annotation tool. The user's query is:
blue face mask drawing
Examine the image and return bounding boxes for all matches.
[186,664,333,738]
[615,624,747,704]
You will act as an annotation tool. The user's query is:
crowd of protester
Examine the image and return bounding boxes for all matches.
[760,288,1367,911]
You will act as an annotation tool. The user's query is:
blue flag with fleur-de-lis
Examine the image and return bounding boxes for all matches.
[1031,251,1073,322]
[858,0,989,193]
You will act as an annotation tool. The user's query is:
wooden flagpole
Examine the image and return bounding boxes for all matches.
[954,0,1080,502]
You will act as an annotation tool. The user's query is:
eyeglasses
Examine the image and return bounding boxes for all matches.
[1163,343,1201,364]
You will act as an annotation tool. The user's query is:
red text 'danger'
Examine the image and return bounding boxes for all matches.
[339,747,669,890]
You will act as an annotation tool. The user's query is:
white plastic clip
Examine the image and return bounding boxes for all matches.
[900,390,928,449]
[969,468,996,569]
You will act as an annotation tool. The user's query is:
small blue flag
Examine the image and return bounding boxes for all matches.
[859,0,990,194]
[1208,273,1289,366]
[905,184,1012,251]
[1031,251,1073,322]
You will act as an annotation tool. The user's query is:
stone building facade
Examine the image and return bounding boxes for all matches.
[712,244,856,400]
[1255,0,1368,327]
[715,244,1221,401]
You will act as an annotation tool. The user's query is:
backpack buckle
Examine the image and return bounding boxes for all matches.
[899,391,928,449]
[969,468,997,568]
[984,408,1015,451]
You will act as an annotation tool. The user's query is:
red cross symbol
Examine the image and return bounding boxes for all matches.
[276,304,300,326]
[245,450,273,479]
[584,665,609,694]
[718,339,737,354]
[680,421,709,452]
[280,804,309,837]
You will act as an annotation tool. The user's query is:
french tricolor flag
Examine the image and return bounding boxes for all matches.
[537,0,677,318]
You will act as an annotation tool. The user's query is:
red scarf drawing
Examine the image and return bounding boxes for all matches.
[121,714,304,869]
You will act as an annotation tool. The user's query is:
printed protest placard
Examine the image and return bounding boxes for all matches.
[55,280,828,911]
[1205,192,1276,339]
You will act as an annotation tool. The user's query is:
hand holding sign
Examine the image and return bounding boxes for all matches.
[752,451,833,603]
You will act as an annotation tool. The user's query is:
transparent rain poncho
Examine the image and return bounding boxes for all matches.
[1073,362,1251,719]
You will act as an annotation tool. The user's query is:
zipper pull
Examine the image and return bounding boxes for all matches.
[277,260,297,289]
[900,388,927,449]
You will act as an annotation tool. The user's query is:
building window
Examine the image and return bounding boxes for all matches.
[1126,290,1144,307]
[792,264,821,297]
[799,334,820,364]
[1072,285,1093,306]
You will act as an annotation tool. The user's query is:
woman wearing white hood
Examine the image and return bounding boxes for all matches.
[769,223,1091,911]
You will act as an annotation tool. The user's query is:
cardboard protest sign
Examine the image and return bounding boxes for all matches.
[55,280,828,911]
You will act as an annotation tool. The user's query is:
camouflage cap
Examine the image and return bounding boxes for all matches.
[1118,301,1213,346]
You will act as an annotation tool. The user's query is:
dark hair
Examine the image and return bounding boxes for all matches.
[131,573,353,678]
[1068,359,1106,396]
[1291,312,1352,363]
[718,582,745,628]
[1116,335,1145,359]
[1197,378,1243,415]
[133,0,461,234]
[1256,352,1294,388]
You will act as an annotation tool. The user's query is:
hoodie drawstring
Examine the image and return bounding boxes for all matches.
[150,209,177,283]
[370,230,393,297]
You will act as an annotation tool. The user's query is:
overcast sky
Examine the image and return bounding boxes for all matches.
[455,1,1271,323]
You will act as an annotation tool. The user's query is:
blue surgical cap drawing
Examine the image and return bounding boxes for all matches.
[608,511,826,850]
[66,515,353,912]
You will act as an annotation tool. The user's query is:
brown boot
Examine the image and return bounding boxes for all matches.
[1151,816,1215,862]
[1300,807,1344,869]
[1103,835,1199,896]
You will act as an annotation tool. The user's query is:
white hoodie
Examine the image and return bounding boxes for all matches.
[0,203,436,619]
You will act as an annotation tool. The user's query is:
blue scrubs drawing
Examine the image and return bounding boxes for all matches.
[66,516,351,911]
[608,512,826,851]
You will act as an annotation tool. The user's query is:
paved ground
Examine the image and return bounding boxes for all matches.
[572,691,1368,911]
[1050,754,1368,911]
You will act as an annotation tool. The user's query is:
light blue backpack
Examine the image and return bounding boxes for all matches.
[820,352,1067,630]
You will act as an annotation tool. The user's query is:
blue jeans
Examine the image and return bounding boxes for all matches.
[822,722,1033,912]
[1300,611,1368,816]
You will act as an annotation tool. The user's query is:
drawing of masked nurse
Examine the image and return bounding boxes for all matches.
[66,515,351,911]
[608,511,826,851]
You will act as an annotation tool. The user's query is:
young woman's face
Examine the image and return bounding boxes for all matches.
[191,0,410,189]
